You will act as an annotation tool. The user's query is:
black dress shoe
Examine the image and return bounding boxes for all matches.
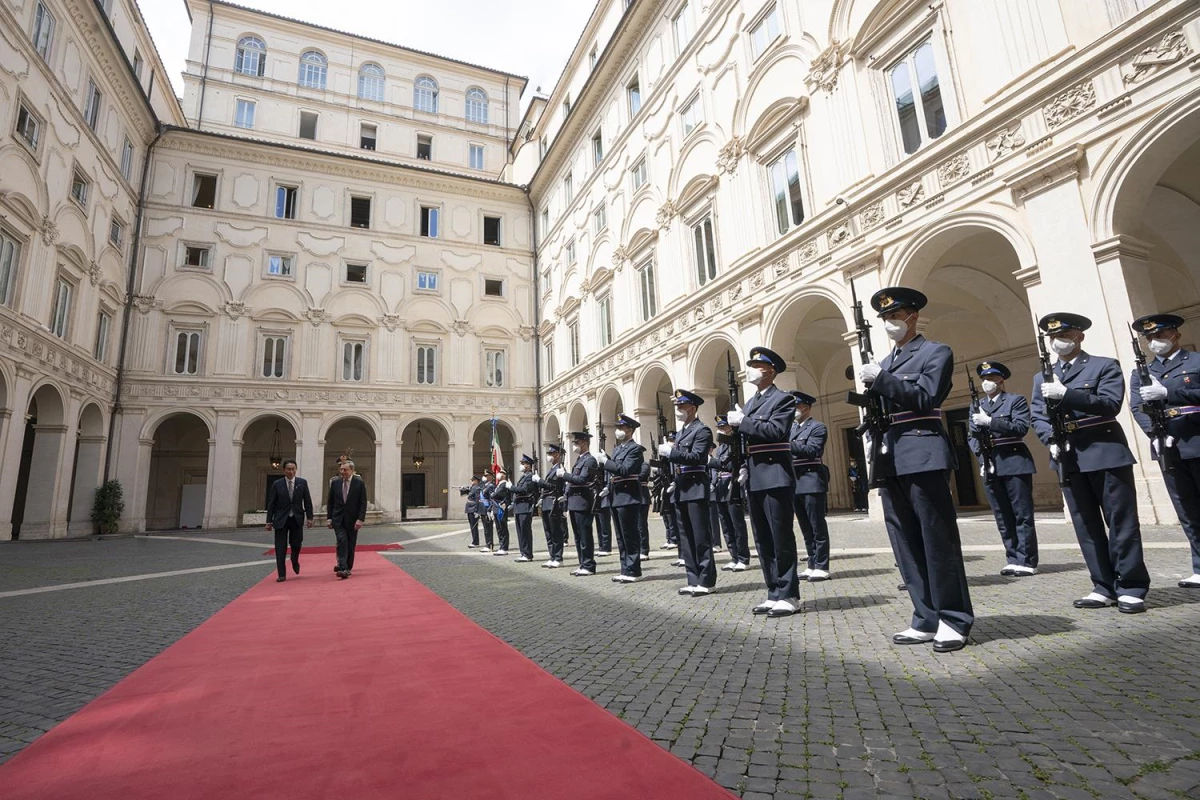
[292,560,300,575]
[1179,580,1200,589]
[1117,600,1145,614]
[766,606,797,618]
[276,576,286,582]
[897,583,907,591]
[1073,597,1114,609]
[892,632,933,645]
[336,570,348,579]
[1000,566,1017,576]
[933,639,966,653]
[751,604,773,615]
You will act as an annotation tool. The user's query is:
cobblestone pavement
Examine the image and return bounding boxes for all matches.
[2,516,1199,799]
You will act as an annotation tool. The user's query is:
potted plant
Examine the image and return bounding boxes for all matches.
[92,480,125,535]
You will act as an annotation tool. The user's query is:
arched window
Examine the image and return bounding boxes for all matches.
[235,36,266,77]
[298,50,327,89]
[413,76,438,114]
[358,63,385,101]
[465,88,488,124]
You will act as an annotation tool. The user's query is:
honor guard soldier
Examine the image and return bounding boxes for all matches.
[535,444,568,568]
[478,472,495,552]
[638,458,652,561]
[512,455,537,562]
[562,431,599,576]
[461,476,483,549]
[659,431,681,553]
[969,361,1039,576]
[714,415,751,571]
[789,391,832,582]
[595,442,614,556]
[858,287,973,653]
[1130,313,1200,588]
[707,445,723,553]
[491,470,512,556]
[1031,313,1150,613]
[726,347,801,618]
[596,414,647,583]
[660,390,717,596]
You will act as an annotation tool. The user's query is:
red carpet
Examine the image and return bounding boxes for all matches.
[262,543,402,555]
[0,553,735,799]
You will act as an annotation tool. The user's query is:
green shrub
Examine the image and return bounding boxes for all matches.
[92,480,125,535]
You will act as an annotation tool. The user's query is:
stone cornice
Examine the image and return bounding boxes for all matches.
[1003,144,1086,203]
[0,316,117,397]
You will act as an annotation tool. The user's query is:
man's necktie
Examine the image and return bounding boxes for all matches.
[342,480,349,502]
[287,480,294,499]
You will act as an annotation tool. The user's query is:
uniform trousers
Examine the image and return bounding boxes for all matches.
[792,493,831,571]
[983,473,1039,568]
[708,501,722,549]
[747,486,800,602]
[495,511,510,552]
[480,510,495,549]
[1062,465,1149,599]
[570,510,596,572]
[677,499,716,588]
[596,507,613,552]
[540,508,566,562]
[468,512,480,546]
[662,502,679,544]
[333,523,359,572]
[638,503,651,557]
[1163,457,1200,574]
[612,505,643,577]
[273,516,303,578]
[716,501,751,565]
[880,470,973,636]
[515,511,534,560]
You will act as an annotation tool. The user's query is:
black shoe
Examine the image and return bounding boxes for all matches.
[276,576,286,582]
[334,565,340,573]
[897,583,907,591]
[291,560,300,575]
[892,633,934,645]
[933,639,966,653]
[1117,600,1145,614]
[751,603,774,615]
[336,570,348,579]
[1073,597,1115,609]
[1000,566,1017,576]
[1178,579,1200,589]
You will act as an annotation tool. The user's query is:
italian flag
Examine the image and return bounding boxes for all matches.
[490,418,505,476]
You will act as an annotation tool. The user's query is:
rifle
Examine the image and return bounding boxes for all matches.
[966,365,996,483]
[1129,324,1179,472]
[845,280,889,489]
[1036,323,1071,486]
[725,351,746,506]
[591,415,607,513]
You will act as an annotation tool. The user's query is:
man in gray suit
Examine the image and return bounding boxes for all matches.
[327,460,368,579]
[265,459,314,582]
[789,391,831,582]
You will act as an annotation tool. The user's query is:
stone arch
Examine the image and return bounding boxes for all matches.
[687,331,743,418]
[886,209,1037,287]
[237,414,299,519]
[241,280,313,310]
[141,408,215,440]
[0,183,44,227]
[471,418,518,477]
[668,133,721,199]
[319,412,379,442]
[543,412,563,449]
[0,148,49,216]
[152,272,233,308]
[733,43,811,141]
[400,417,452,519]
[322,416,378,499]
[144,412,212,531]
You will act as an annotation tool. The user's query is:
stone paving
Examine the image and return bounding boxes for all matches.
[1,515,1199,799]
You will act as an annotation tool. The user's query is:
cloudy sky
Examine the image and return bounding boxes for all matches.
[138,0,595,106]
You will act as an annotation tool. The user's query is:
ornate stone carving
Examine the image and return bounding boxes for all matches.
[693,305,706,324]
[655,201,678,231]
[937,154,971,186]
[223,301,247,320]
[716,136,745,175]
[798,241,819,263]
[772,258,790,278]
[305,307,328,327]
[711,293,723,312]
[749,272,765,290]
[611,245,629,265]
[380,313,402,332]
[805,41,843,92]
[859,202,884,231]
[897,182,925,207]
[518,325,535,341]
[1123,30,1191,84]
[40,215,59,246]
[986,125,1026,161]
[452,319,470,337]
[1043,81,1096,129]
[132,295,159,314]
[728,283,743,302]
[87,262,102,286]
[827,223,851,248]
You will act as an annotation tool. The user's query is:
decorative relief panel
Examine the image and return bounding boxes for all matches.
[937,154,971,186]
[1043,81,1096,129]
[656,201,677,231]
[805,41,843,92]
[858,203,884,231]
[798,241,819,263]
[716,137,745,176]
[897,182,925,208]
[827,223,851,248]
[1122,30,1191,84]
[986,125,1026,161]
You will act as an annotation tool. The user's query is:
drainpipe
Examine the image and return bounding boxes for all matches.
[195,0,215,129]
[528,186,542,457]
[504,77,511,167]
[104,124,164,481]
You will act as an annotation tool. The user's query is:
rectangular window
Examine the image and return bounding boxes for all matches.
[680,95,702,136]
[416,134,432,160]
[469,143,484,170]
[565,239,576,265]
[345,262,368,284]
[191,173,217,209]
[417,270,438,291]
[415,345,437,385]
[109,217,125,248]
[70,169,90,207]
[50,278,72,338]
[298,111,318,140]
[420,206,439,237]
[133,50,143,81]
[598,294,612,348]
[32,2,55,59]
[889,40,947,156]
[261,336,287,378]
[483,216,501,246]
[267,254,294,277]
[350,196,371,229]
[94,311,112,361]
[750,7,781,60]
[16,104,41,150]
[120,137,134,181]
[235,98,256,129]
[173,330,201,375]
[768,148,805,235]
[485,348,505,387]
[342,341,365,382]
[360,123,377,150]
[544,341,555,381]
[568,321,580,367]
[563,173,574,205]
[627,75,641,117]
[639,260,657,321]
[630,158,647,191]
[184,245,211,269]
[592,204,606,235]
[540,208,550,235]
[275,185,298,220]
[592,130,604,165]
[84,80,102,131]
[673,3,693,55]
[692,215,717,285]
[0,229,21,306]
[484,278,504,297]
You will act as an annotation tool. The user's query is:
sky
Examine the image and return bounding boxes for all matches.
[137,0,595,107]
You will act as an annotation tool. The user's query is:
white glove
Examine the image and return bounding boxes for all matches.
[657,443,673,457]
[979,464,986,478]
[1139,378,1168,402]
[726,407,745,426]
[595,450,608,465]
[531,472,541,483]
[1041,379,1067,400]
[1166,435,1177,449]
[599,488,609,498]
[668,483,676,493]
[738,467,749,487]
[972,411,991,427]
[1049,444,1061,460]
[859,363,882,384]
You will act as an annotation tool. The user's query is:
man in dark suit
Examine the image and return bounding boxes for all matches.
[859,287,972,653]
[1130,313,1200,588]
[789,391,831,582]
[327,459,368,579]
[968,361,1039,576]
[265,459,314,582]
[726,346,800,618]
[661,390,717,596]
[1031,312,1150,613]
[561,431,598,576]
[596,414,646,582]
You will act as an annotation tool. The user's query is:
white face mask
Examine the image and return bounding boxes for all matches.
[745,366,765,385]
[981,379,998,394]
[883,317,911,341]
[521,464,530,472]
[614,429,627,441]
[1148,339,1174,356]
[674,408,686,421]
[1050,338,1076,357]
